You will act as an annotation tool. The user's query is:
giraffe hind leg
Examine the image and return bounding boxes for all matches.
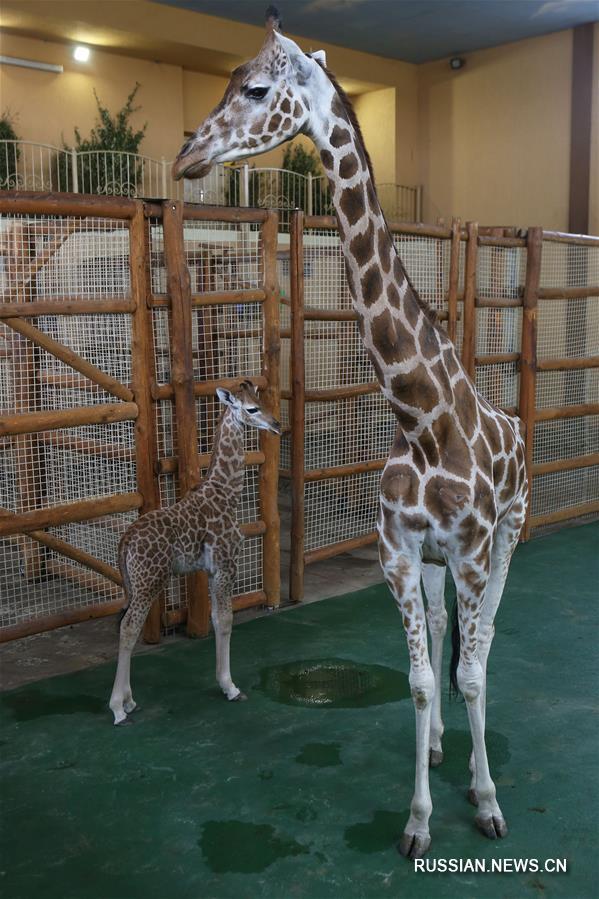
[109,591,155,725]
[422,563,447,767]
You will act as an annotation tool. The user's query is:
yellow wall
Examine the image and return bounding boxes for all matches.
[353,88,396,184]
[418,29,574,230]
[0,32,183,160]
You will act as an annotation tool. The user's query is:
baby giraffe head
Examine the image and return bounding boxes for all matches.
[172,6,329,181]
[216,380,281,435]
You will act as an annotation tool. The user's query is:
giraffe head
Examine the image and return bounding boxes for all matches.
[216,380,281,435]
[172,7,329,181]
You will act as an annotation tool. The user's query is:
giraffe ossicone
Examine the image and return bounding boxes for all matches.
[174,9,527,859]
[109,381,281,726]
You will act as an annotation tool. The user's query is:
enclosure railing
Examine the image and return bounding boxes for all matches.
[282,213,598,600]
[0,191,280,642]
[0,141,420,226]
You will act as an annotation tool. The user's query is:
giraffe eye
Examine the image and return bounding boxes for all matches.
[245,86,269,100]
[246,407,259,413]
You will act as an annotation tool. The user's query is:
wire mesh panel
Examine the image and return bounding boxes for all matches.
[529,235,599,534]
[288,217,455,597]
[0,200,139,638]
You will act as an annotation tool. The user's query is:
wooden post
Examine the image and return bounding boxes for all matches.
[161,200,209,636]
[289,211,306,602]
[447,217,461,345]
[518,226,542,541]
[462,221,478,380]
[130,204,163,642]
[259,210,281,608]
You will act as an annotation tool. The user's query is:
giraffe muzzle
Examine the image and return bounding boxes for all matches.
[172,145,214,181]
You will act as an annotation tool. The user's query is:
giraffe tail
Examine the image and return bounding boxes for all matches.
[116,533,133,627]
[449,597,461,698]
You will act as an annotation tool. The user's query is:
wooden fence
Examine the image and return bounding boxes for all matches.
[281,212,598,601]
[0,192,280,641]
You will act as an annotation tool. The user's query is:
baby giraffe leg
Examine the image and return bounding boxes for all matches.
[109,595,153,725]
[210,567,246,702]
[381,541,434,859]
[422,563,447,767]
[452,561,507,840]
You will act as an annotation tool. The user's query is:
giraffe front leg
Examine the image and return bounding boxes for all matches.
[209,569,246,702]
[452,560,507,840]
[422,563,447,767]
[381,540,434,859]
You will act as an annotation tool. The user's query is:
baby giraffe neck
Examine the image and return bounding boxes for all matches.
[206,408,246,496]
[311,77,456,431]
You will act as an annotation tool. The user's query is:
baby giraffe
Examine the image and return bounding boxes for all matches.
[109,380,281,725]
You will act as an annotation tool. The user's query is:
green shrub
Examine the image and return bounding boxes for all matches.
[59,84,147,196]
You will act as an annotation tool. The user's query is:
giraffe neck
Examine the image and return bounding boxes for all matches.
[309,74,454,431]
[204,408,246,497]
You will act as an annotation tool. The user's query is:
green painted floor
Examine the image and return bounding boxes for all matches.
[1,523,598,899]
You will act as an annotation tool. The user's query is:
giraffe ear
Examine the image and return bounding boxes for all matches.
[216,388,235,407]
[311,50,327,67]
[274,32,313,84]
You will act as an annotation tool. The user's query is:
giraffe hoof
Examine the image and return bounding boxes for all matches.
[475,814,508,840]
[114,715,134,727]
[397,831,431,860]
[230,691,247,702]
[467,788,479,807]
[123,699,137,714]
[429,748,444,768]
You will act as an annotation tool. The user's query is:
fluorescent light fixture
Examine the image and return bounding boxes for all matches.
[73,45,90,62]
[0,55,63,73]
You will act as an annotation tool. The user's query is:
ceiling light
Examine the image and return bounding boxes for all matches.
[73,46,90,63]
[450,57,465,70]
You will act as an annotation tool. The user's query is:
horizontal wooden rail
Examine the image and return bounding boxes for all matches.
[535,402,599,421]
[537,356,599,371]
[0,190,137,219]
[0,492,142,537]
[538,286,599,299]
[157,450,265,475]
[304,306,359,322]
[530,499,599,528]
[532,452,599,476]
[0,402,138,436]
[0,299,135,317]
[150,288,266,308]
[304,459,386,482]
[542,230,599,246]
[183,204,270,224]
[304,531,378,565]
[152,375,268,401]
[476,353,520,366]
[476,296,523,308]
[0,597,126,643]
[305,382,380,402]
[478,235,527,248]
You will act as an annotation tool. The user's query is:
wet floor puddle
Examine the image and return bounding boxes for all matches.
[199,821,309,873]
[256,658,410,708]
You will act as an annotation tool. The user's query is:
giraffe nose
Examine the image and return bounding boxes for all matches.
[270,419,282,435]
[172,141,213,181]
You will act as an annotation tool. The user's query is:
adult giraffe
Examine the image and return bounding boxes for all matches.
[173,8,527,859]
